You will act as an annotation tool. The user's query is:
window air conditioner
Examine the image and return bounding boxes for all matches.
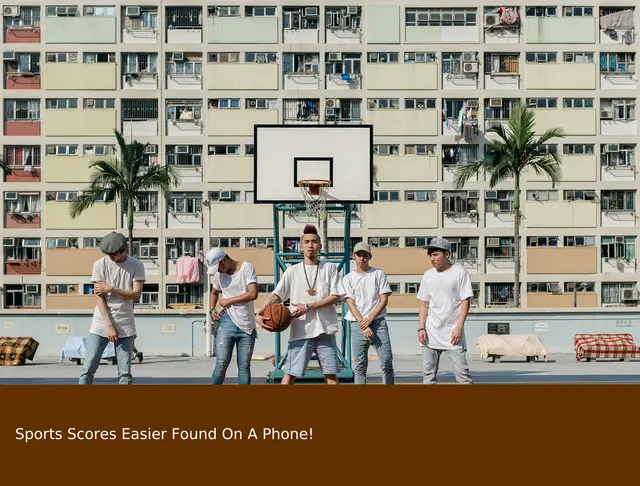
[143,145,157,154]
[167,285,180,294]
[3,6,19,17]
[126,6,141,17]
[606,144,620,152]
[3,51,15,61]
[487,238,500,247]
[25,285,39,294]
[3,238,15,246]
[484,13,500,26]
[4,192,18,200]
[166,237,176,245]
[347,6,358,15]
[176,145,189,154]
[304,7,318,17]
[615,236,625,243]
[172,52,184,61]
[489,98,503,108]
[485,190,498,199]
[328,52,342,61]
[466,99,479,108]
[467,190,479,199]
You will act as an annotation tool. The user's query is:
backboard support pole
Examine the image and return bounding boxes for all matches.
[266,202,354,383]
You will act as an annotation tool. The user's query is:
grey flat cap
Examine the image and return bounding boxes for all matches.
[425,237,451,252]
[99,232,128,254]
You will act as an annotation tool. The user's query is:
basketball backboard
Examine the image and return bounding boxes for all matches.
[253,125,373,204]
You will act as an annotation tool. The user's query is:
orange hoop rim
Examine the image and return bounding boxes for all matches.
[298,179,330,196]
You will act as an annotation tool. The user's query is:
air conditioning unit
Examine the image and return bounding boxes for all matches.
[172,52,184,61]
[622,288,638,301]
[3,6,19,17]
[462,52,476,63]
[548,283,561,293]
[328,52,342,61]
[468,190,479,199]
[3,51,15,61]
[615,236,625,243]
[167,285,180,294]
[463,62,479,74]
[166,237,176,245]
[485,190,498,199]
[304,7,318,17]
[489,98,503,108]
[487,238,500,247]
[484,13,500,26]
[606,144,620,152]
[347,6,359,15]
[176,145,189,154]
[143,144,157,155]
[466,100,479,108]
[601,109,613,119]
[368,100,377,109]
[3,238,15,246]
[85,6,95,15]
[25,284,39,294]
[4,192,18,200]
[417,12,429,22]
[126,6,141,17]
[325,98,339,108]
[67,7,79,16]
[220,191,232,200]
[55,6,68,15]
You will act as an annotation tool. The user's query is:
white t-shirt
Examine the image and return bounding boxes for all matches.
[416,264,474,350]
[211,261,258,334]
[90,255,146,339]
[273,261,345,342]
[343,268,392,321]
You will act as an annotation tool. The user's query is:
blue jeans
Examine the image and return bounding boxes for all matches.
[422,346,473,385]
[79,332,135,385]
[351,317,394,384]
[211,314,257,385]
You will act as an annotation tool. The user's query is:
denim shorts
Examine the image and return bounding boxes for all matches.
[286,333,339,377]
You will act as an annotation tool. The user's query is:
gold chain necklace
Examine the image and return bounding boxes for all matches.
[302,262,319,296]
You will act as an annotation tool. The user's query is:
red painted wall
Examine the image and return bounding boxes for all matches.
[4,120,40,136]
[4,213,40,229]
[5,74,40,89]
[4,28,40,43]
[5,260,41,275]
[4,168,41,183]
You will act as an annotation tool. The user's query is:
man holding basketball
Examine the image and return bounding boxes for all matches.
[256,225,345,385]
[206,247,259,385]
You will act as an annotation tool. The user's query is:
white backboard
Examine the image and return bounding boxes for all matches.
[253,125,373,204]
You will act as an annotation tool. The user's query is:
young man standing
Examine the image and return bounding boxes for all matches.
[79,232,146,385]
[343,242,394,384]
[256,225,345,385]
[416,237,474,385]
[205,247,259,385]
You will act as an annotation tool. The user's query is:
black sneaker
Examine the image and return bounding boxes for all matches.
[137,352,144,363]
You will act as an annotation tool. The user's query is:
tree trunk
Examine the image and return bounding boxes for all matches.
[321,211,328,260]
[127,196,134,256]
[513,178,520,308]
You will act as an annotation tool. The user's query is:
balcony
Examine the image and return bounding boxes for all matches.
[326,6,362,44]
[525,200,598,228]
[44,60,117,90]
[45,248,102,276]
[527,247,598,274]
[368,104,438,136]
[121,6,159,44]
[282,53,320,90]
[283,99,319,124]
[4,192,40,228]
[207,54,279,90]
[166,146,203,184]
[283,6,320,43]
[4,237,42,275]
[367,201,438,230]
[4,146,41,183]
[525,14,596,44]
[3,284,41,309]
[484,191,515,228]
[325,52,362,90]
[166,6,202,43]
[166,101,202,136]
[485,238,515,274]
[45,104,117,137]
[601,236,637,274]
[482,7,520,44]
[442,191,480,229]
[44,195,117,230]
[525,62,596,90]
[442,53,479,90]
[166,193,202,230]
[367,61,438,90]
[600,53,637,90]
[127,193,160,230]
[484,53,520,90]
[601,145,635,182]
[207,6,278,44]
[599,8,635,45]
[442,100,479,140]
[44,7,117,44]
[4,99,40,136]
[122,53,159,90]
[600,100,637,136]
[210,203,273,230]
[601,191,636,227]
[123,99,158,137]
[4,6,41,43]
[166,52,202,90]
[4,53,40,89]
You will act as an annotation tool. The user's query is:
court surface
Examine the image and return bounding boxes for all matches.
[2,354,640,384]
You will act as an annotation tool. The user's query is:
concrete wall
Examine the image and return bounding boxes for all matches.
[3,310,640,357]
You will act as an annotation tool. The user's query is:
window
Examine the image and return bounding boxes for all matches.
[563,98,594,108]
[527,282,561,293]
[208,98,240,109]
[46,145,78,155]
[406,283,420,294]
[564,190,596,201]
[83,237,102,248]
[208,6,241,17]
[3,146,41,168]
[535,144,558,154]
[209,191,241,202]
[373,144,400,156]
[404,52,436,63]
[565,236,596,247]
[485,98,517,120]
[485,237,515,258]
[564,144,594,155]
[601,144,635,167]
[246,237,274,248]
[368,52,398,63]
[4,100,40,120]
[601,190,635,211]
[325,53,362,76]
[46,284,79,295]
[601,236,636,260]
[405,8,477,26]
[131,238,158,259]
[282,53,319,74]
[373,191,400,202]
[167,193,202,214]
[166,7,203,28]
[245,144,255,155]
[246,98,277,110]
[527,98,557,108]
[525,7,556,17]
[283,6,319,30]
[526,52,557,63]
[564,52,594,63]
[166,238,203,260]
[46,52,78,63]
[137,284,159,308]
[368,98,399,110]
[485,190,514,213]
[83,6,116,16]
[166,284,204,307]
[600,53,635,73]
[602,282,636,305]
[442,145,478,165]
[208,52,240,63]
[405,190,436,202]
[4,6,40,28]
[83,145,115,156]
[45,98,77,109]
[84,98,115,109]
[245,6,277,17]
[45,6,80,17]
[208,145,240,155]
[132,192,158,212]
[405,237,431,248]
[404,98,436,109]
[210,237,241,248]
[166,54,203,76]
[563,6,593,17]
[527,190,559,201]
[83,53,116,63]
[245,52,277,63]
[167,101,202,122]
[166,145,203,166]
[46,237,78,248]
[443,191,479,213]
[405,144,435,156]
[441,53,462,74]
[258,283,275,293]
[368,237,400,248]
[4,284,40,308]
[600,99,636,121]
[484,53,519,74]
[122,99,158,120]
[123,53,159,74]
[3,238,41,261]
[527,236,559,247]
[124,7,158,29]
[449,237,478,260]
[565,282,595,292]
[485,283,516,306]
[6,53,40,74]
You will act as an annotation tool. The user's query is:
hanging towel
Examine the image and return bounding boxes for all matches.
[176,255,200,284]
[458,103,466,134]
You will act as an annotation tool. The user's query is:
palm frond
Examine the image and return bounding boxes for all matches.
[69,190,106,219]
[453,161,487,190]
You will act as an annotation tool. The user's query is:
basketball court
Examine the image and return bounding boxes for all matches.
[251,124,374,382]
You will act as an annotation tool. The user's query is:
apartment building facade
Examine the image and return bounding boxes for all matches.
[0,1,639,313]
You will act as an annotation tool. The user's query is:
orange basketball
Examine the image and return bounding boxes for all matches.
[260,303,292,332]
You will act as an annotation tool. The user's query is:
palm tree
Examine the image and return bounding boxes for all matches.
[1,156,13,175]
[453,102,565,308]
[70,129,179,253]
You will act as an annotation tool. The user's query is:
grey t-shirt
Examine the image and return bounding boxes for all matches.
[90,255,146,338]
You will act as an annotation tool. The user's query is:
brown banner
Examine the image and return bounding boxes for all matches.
[1,385,636,481]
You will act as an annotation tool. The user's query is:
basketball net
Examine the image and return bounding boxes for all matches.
[298,180,330,219]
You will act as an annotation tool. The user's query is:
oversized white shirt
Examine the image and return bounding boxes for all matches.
[343,268,392,321]
[211,261,259,334]
[416,264,474,350]
[273,261,346,342]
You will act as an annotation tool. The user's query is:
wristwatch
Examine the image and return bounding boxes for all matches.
[305,304,311,312]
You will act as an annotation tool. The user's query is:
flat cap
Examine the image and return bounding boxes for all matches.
[99,232,128,254]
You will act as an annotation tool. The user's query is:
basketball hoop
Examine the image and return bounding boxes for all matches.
[298,179,330,218]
